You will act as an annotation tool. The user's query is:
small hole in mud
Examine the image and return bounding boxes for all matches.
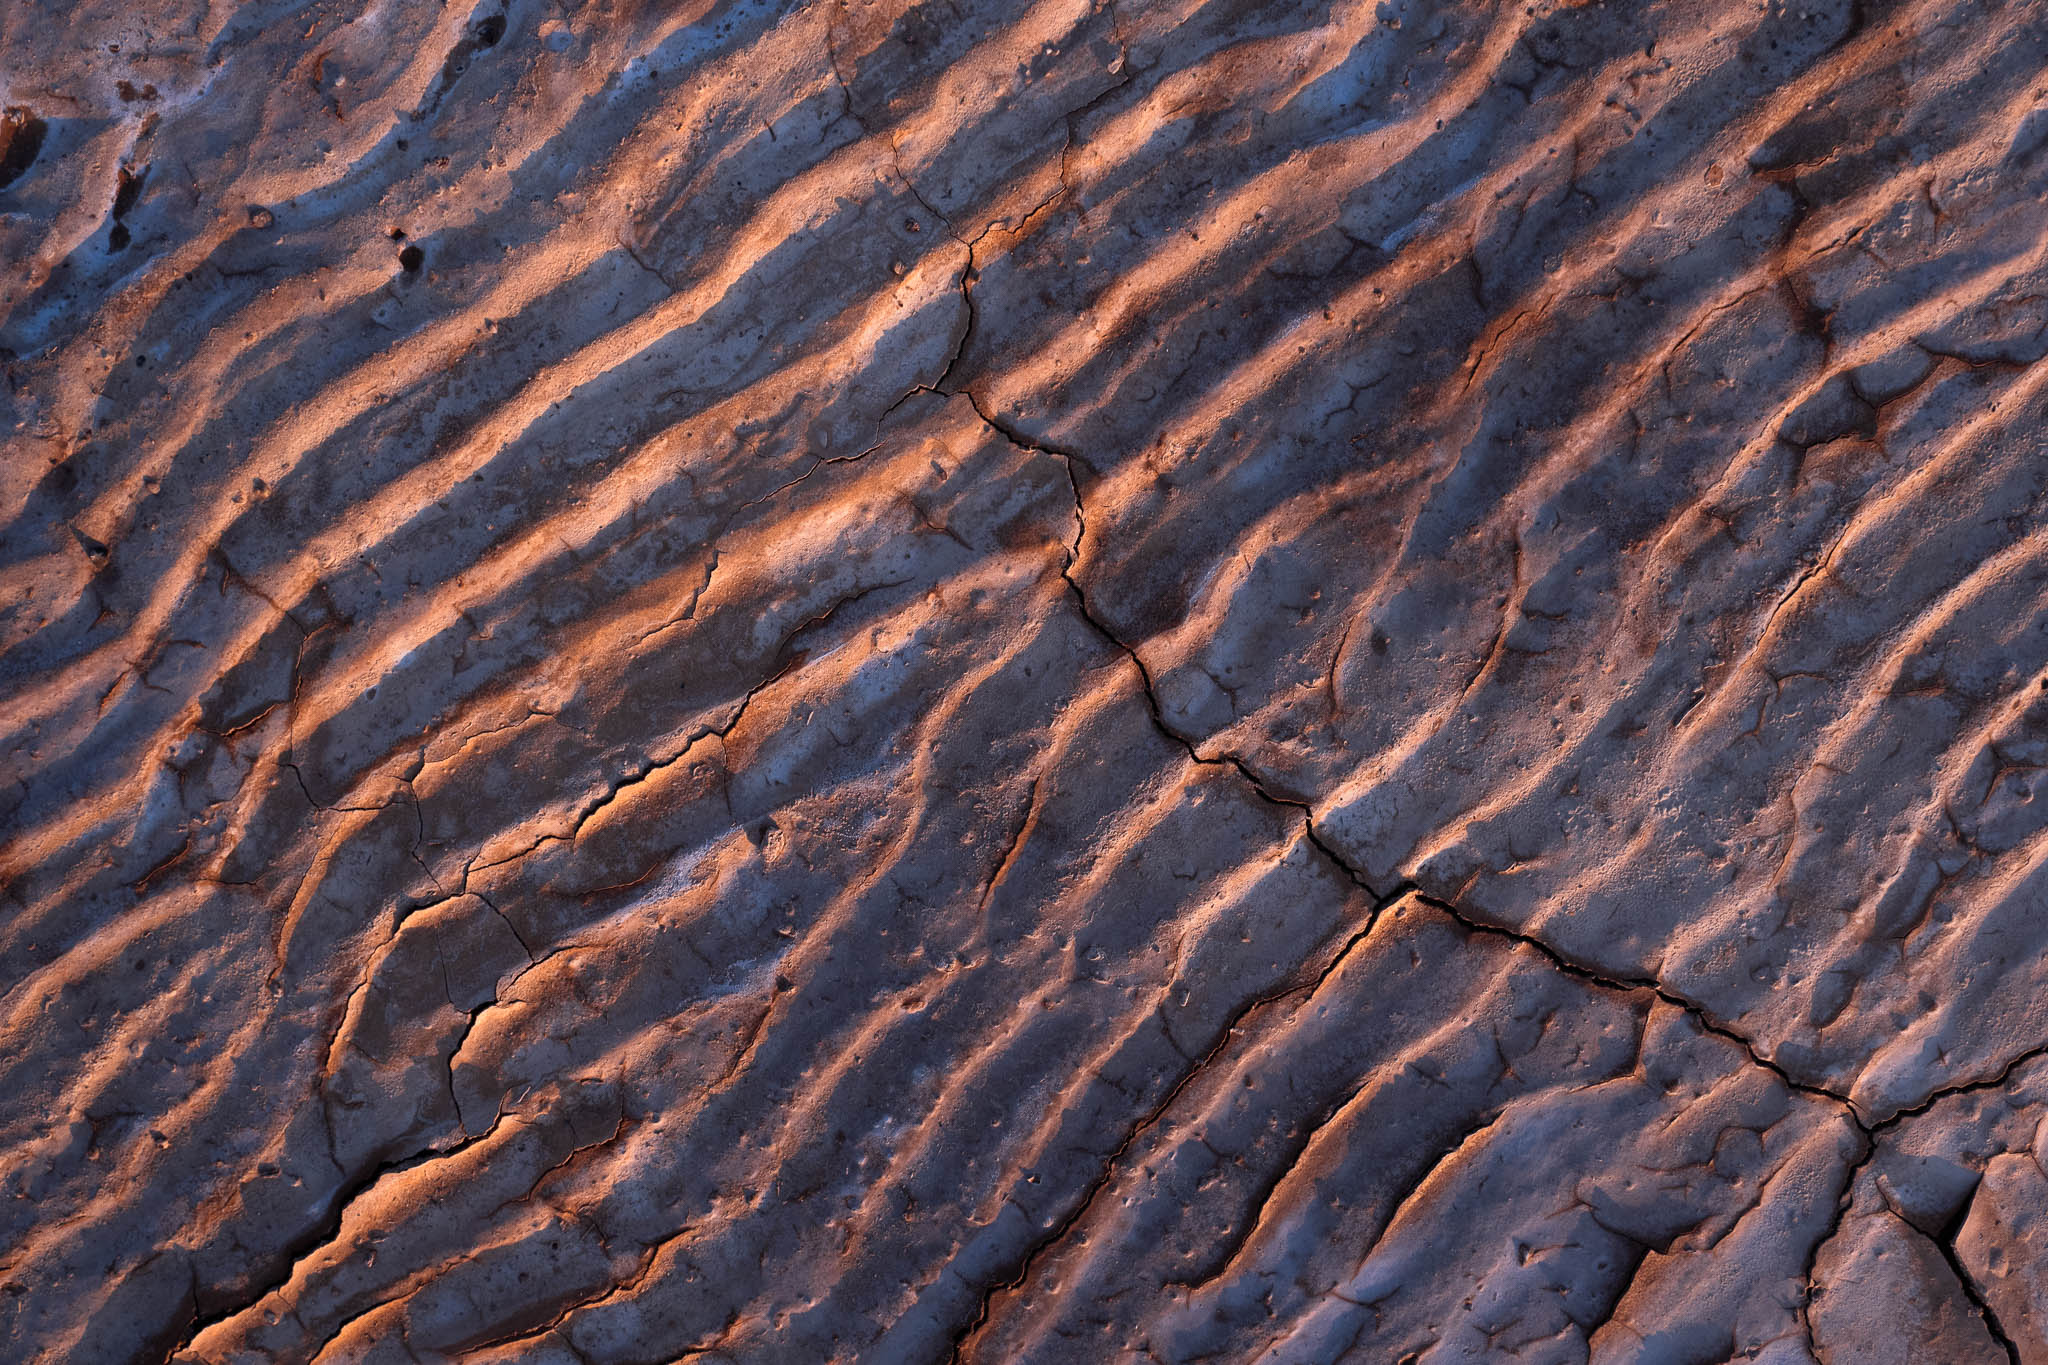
[474,14,506,46]
[399,244,423,272]
[109,223,131,250]
[389,226,406,240]
[112,165,146,220]
[0,107,48,191]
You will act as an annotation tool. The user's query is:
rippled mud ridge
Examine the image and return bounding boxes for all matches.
[10,0,2048,1360]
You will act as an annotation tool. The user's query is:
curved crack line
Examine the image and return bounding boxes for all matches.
[939,878,1408,1364]
[1406,889,1856,1114]
[942,390,1958,1360]
[880,350,2048,1363]
[956,390,2048,1134]
[177,547,927,1353]
[158,1105,523,1362]
[1924,1180,2023,1365]
[181,244,2048,1363]
[457,574,881,883]
[952,390,1855,1104]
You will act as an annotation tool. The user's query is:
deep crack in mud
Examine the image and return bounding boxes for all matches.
[6,0,2048,1361]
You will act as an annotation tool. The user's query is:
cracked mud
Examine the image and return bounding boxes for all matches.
[5,0,2048,1361]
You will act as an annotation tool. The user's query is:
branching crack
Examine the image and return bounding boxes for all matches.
[1408,890,1854,1113]
[460,623,821,879]
[158,1107,520,1361]
[940,878,1407,1362]
[933,380,2048,1356]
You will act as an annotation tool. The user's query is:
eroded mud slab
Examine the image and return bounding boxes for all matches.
[5,1,2048,1361]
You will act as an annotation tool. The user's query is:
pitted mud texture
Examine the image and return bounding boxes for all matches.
[5,1,2048,1361]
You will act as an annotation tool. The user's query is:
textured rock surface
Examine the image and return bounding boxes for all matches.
[5,0,2048,1360]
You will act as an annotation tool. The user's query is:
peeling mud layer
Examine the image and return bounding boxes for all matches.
[8,1,2048,1361]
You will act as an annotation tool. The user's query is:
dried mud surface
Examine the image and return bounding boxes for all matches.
[5,1,2048,1361]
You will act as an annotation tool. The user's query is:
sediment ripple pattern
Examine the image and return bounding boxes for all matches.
[3,0,2047,1360]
